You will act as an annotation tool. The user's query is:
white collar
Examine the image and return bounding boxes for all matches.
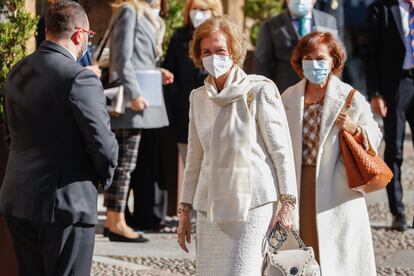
[61,45,78,61]
[291,12,313,20]
[399,0,410,6]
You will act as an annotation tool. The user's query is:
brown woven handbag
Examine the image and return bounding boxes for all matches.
[339,89,393,194]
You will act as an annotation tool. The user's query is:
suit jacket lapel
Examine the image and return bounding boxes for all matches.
[281,11,300,41]
[313,9,322,28]
[318,76,345,156]
[391,0,405,42]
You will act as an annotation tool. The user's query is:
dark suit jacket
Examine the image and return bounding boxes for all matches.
[0,41,118,225]
[363,0,406,100]
[162,25,208,143]
[255,9,338,93]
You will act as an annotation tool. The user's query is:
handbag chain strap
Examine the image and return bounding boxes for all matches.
[268,223,308,253]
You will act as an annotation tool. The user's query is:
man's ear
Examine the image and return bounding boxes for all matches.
[71,30,82,46]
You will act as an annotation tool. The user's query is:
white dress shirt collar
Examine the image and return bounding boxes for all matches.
[61,45,78,61]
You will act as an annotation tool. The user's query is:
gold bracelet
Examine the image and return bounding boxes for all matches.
[178,203,193,215]
[280,194,297,207]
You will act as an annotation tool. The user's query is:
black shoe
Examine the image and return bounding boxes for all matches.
[107,230,149,243]
[391,215,407,232]
[104,227,144,237]
[103,227,109,237]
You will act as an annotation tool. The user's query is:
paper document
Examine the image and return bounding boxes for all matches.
[135,70,163,107]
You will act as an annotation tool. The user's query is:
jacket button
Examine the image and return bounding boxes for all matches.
[290,267,298,275]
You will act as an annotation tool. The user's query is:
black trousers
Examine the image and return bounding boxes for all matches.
[384,77,414,217]
[127,128,168,229]
[6,217,95,276]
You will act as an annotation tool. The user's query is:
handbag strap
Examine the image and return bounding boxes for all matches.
[344,89,357,109]
[268,223,308,253]
[95,23,115,62]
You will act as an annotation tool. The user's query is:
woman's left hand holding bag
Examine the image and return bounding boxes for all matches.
[335,111,358,134]
[270,196,296,230]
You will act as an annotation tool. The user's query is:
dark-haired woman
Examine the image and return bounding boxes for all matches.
[282,31,381,275]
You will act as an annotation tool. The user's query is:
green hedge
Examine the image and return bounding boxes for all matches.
[162,0,185,54]
[0,0,38,118]
[243,0,284,46]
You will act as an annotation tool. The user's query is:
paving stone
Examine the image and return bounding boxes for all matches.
[377,266,414,276]
[91,138,414,275]
[110,256,196,276]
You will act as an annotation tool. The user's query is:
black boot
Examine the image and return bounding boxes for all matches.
[391,214,407,232]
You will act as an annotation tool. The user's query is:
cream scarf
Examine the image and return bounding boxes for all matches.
[205,65,277,223]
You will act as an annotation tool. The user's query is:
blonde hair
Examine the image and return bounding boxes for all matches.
[111,0,148,15]
[183,0,223,26]
[189,16,247,69]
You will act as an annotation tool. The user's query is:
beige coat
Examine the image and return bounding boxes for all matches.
[281,75,381,276]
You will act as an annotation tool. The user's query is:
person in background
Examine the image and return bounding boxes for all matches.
[255,0,338,93]
[363,0,414,232]
[282,31,380,275]
[36,0,101,77]
[163,0,223,168]
[177,17,297,275]
[0,2,118,275]
[103,0,173,242]
[314,0,345,40]
[126,0,169,232]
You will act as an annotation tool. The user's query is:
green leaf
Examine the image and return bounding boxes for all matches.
[0,0,38,119]
[243,0,284,46]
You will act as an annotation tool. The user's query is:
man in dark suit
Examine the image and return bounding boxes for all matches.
[255,0,339,93]
[0,1,118,275]
[363,0,414,231]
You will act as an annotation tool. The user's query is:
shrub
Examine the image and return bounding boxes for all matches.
[162,0,185,54]
[243,0,284,46]
[0,0,38,118]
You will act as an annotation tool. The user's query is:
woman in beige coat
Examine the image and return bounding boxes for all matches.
[281,31,381,275]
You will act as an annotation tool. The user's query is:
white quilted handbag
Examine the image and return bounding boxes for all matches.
[262,224,321,276]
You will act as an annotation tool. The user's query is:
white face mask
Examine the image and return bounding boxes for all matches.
[288,0,313,17]
[202,54,233,78]
[78,33,88,61]
[189,9,212,28]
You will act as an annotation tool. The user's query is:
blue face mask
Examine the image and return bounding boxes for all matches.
[302,59,331,84]
[288,0,313,17]
[78,34,88,62]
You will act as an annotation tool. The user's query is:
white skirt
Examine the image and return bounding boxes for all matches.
[196,203,275,276]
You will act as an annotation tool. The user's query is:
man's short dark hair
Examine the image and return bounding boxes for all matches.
[46,1,88,39]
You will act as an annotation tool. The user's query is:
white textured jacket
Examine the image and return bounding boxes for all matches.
[180,75,298,217]
[282,75,381,276]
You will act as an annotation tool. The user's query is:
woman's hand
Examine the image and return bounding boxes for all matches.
[130,96,149,112]
[161,68,174,85]
[370,96,387,117]
[335,111,358,134]
[86,65,102,78]
[270,202,294,230]
[177,211,192,253]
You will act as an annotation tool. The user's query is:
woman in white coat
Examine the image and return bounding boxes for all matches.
[176,17,298,276]
[281,31,381,275]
